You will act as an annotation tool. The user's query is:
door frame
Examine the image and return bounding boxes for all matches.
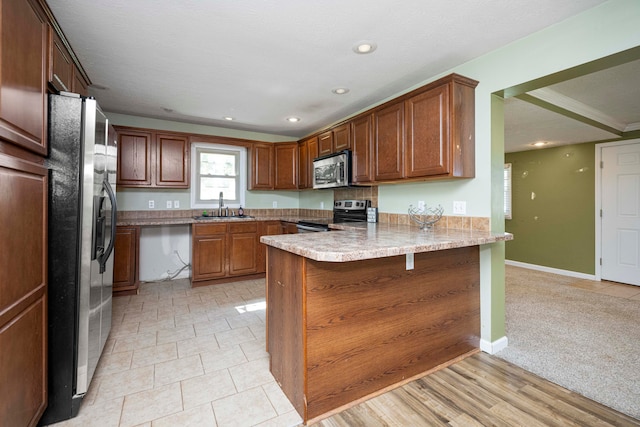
[594,138,640,281]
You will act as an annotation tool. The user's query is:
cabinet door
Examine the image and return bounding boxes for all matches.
[229,232,258,276]
[72,65,90,97]
[318,131,333,156]
[113,226,139,294]
[0,153,47,427]
[192,235,226,280]
[274,142,298,190]
[307,136,318,186]
[117,130,152,186]
[156,133,189,188]
[250,143,274,190]
[49,29,73,92]
[298,140,308,189]
[351,114,373,183]
[405,84,450,177]
[374,101,405,181]
[333,123,351,152]
[0,0,47,155]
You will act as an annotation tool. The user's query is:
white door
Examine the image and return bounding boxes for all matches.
[601,141,640,286]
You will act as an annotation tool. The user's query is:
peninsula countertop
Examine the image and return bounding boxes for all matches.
[260,222,513,262]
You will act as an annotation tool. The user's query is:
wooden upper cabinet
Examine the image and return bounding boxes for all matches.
[117,130,152,186]
[116,129,189,188]
[250,143,274,190]
[49,29,73,93]
[333,123,351,152]
[72,65,90,97]
[405,75,476,179]
[374,101,404,181]
[156,133,189,188]
[298,139,308,189]
[274,142,298,190]
[351,114,373,183]
[405,84,450,178]
[318,131,333,156]
[0,0,48,155]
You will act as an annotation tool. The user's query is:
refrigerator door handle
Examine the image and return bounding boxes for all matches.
[99,179,118,273]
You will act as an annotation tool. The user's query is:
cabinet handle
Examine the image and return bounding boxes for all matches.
[277,280,284,287]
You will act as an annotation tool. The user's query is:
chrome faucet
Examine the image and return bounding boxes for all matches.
[218,191,224,216]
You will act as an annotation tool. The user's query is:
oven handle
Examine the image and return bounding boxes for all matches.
[296,224,329,232]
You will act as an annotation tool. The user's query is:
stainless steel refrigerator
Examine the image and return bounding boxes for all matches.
[40,93,117,425]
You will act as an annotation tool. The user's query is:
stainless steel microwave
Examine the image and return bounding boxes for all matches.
[312,150,351,189]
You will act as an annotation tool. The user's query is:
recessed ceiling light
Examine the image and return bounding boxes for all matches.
[286,117,300,123]
[223,116,235,121]
[332,88,350,95]
[531,141,549,147]
[353,41,377,54]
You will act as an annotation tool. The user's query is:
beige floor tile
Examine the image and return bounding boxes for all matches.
[154,354,204,386]
[229,358,275,392]
[156,324,196,345]
[96,365,154,401]
[120,382,183,427]
[181,369,237,409]
[215,326,257,348]
[193,318,231,337]
[174,311,210,327]
[151,403,217,427]
[50,396,124,427]
[122,309,158,324]
[212,387,277,427]
[109,320,140,338]
[226,311,263,329]
[240,339,269,361]
[262,382,297,415]
[112,331,157,353]
[176,334,221,358]
[253,410,303,427]
[137,316,176,332]
[95,350,133,377]
[249,324,267,341]
[200,346,248,373]
[131,342,178,368]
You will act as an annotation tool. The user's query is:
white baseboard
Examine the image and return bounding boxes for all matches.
[480,336,508,354]
[505,260,596,280]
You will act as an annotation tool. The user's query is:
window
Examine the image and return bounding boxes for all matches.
[191,143,246,209]
[504,163,512,220]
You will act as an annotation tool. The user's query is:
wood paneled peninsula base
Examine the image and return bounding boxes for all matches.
[265,242,482,424]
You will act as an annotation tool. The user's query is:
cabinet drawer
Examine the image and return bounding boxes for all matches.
[194,223,227,236]
[229,222,258,233]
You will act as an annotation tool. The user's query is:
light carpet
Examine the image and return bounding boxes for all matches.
[496,266,640,420]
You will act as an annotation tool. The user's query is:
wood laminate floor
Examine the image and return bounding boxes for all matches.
[311,352,640,427]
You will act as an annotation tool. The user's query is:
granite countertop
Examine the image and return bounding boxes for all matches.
[116,215,327,227]
[260,222,513,262]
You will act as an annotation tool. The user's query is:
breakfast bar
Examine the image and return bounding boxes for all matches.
[261,223,512,424]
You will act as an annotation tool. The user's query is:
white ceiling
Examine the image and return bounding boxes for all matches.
[46,0,638,152]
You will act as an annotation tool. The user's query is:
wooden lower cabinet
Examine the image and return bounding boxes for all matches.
[0,153,47,427]
[113,226,140,296]
[266,245,480,423]
[192,222,260,285]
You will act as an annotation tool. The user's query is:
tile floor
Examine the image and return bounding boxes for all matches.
[48,278,303,427]
[46,273,640,427]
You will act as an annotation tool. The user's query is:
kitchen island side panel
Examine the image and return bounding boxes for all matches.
[304,246,480,420]
[266,247,307,419]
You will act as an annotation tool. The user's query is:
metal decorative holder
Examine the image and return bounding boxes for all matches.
[408,204,444,230]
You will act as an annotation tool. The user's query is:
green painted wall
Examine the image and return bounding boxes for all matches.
[505,142,596,274]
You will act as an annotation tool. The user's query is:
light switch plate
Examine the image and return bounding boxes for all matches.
[166,200,172,209]
[174,200,180,208]
[453,201,466,215]
[148,200,155,209]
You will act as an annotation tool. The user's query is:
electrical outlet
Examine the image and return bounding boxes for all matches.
[320,201,324,209]
[272,201,277,208]
[406,253,414,270]
[166,200,172,209]
[174,200,180,208]
[453,201,467,215]
[148,200,155,209]
[418,200,425,210]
